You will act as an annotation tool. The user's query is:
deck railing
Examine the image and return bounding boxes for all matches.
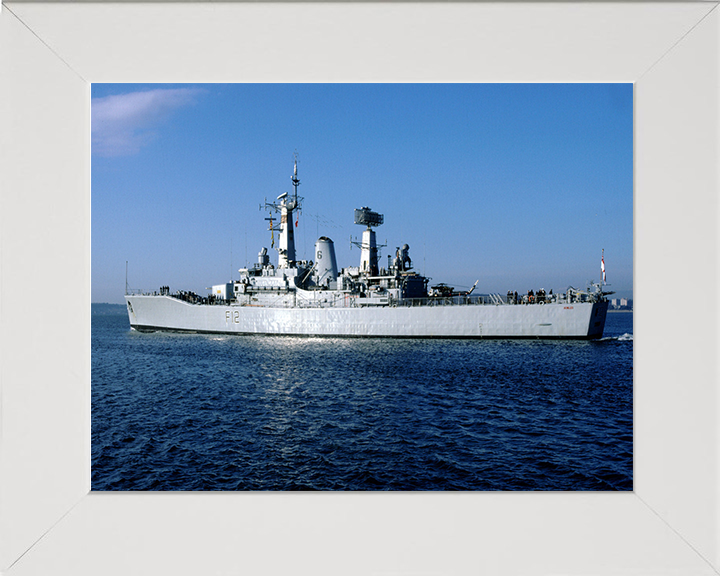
[128,289,598,308]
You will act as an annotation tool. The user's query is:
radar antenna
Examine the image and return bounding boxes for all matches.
[351,207,385,275]
[354,207,384,229]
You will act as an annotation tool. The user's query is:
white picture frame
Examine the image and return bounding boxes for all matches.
[1,2,718,574]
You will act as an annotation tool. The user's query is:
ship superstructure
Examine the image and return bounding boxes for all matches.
[125,159,609,339]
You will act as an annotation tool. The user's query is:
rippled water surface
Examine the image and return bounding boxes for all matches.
[92,309,632,491]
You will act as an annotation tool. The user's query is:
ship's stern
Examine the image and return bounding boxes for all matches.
[587,299,609,339]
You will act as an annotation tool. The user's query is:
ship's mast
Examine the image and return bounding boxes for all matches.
[262,156,302,268]
[353,207,384,276]
[292,154,300,206]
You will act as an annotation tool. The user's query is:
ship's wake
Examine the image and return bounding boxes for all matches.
[599,333,633,342]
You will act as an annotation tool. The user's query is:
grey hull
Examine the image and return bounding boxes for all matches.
[125,295,608,339]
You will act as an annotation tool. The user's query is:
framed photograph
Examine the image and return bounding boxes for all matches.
[1,2,718,575]
[90,81,634,494]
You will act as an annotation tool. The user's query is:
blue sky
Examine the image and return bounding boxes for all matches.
[92,83,633,304]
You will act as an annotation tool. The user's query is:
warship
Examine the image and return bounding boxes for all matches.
[125,160,609,339]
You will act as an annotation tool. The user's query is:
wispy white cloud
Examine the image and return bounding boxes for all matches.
[92,88,204,157]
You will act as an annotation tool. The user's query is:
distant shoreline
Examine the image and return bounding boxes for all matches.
[92,303,126,315]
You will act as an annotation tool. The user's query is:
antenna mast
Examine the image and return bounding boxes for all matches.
[260,154,303,268]
[352,207,385,276]
[292,151,300,204]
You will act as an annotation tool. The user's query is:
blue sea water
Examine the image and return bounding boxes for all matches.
[91,308,632,491]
